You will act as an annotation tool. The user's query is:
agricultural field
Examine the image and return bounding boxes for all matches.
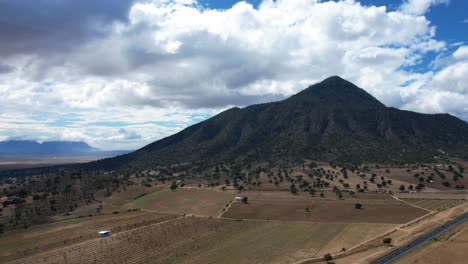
[4,216,397,264]
[222,191,428,224]
[394,192,468,200]
[0,211,175,263]
[127,188,235,217]
[0,157,102,170]
[401,199,463,212]
[51,185,164,221]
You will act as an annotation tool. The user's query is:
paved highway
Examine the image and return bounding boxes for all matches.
[371,211,468,264]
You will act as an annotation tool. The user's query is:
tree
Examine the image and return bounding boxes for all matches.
[383,237,392,245]
[242,197,248,204]
[355,203,362,209]
[399,185,405,191]
[290,184,298,194]
[170,183,178,191]
[323,253,333,263]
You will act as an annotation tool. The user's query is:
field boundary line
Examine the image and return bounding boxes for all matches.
[390,195,434,213]
[218,216,404,225]
[218,200,233,218]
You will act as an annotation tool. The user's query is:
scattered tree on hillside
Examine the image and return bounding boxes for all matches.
[355,203,362,209]
[399,185,405,191]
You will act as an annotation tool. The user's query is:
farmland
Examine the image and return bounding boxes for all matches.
[1,160,466,264]
[52,185,164,221]
[127,188,235,217]
[402,199,463,212]
[0,157,102,171]
[222,191,428,224]
[4,216,396,264]
[0,211,175,263]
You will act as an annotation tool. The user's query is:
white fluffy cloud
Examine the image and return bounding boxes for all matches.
[400,0,450,15]
[0,0,466,149]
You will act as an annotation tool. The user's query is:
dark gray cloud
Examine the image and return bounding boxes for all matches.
[0,63,15,74]
[0,0,135,56]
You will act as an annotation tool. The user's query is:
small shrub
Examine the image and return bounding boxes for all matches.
[323,253,333,262]
[383,237,392,245]
[242,197,248,204]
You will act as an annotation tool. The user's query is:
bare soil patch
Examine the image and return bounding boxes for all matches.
[0,157,103,170]
[395,192,467,200]
[222,191,427,224]
[4,216,395,264]
[127,187,235,216]
[401,199,463,211]
[0,211,174,263]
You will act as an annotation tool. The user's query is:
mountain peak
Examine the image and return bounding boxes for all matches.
[320,75,348,84]
[289,76,385,109]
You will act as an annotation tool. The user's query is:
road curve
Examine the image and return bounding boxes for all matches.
[371,211,468,264]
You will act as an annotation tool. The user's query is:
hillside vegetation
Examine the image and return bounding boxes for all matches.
[85,76,468,171]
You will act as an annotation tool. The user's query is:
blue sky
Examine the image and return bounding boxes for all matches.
[0,0,467,150]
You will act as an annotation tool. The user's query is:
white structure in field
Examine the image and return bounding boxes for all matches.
[98,230,111,237]
[234,196,243,202]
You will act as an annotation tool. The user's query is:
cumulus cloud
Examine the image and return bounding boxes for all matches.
[0,0,466,149]
[402,45,468,119]
[400,0,450,15]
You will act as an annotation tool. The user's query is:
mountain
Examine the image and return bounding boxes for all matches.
[0,140,131,157]
[77,76,468,169]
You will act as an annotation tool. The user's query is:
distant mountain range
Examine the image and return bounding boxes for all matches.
[0,140,131,157]
[83,76,467,171]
